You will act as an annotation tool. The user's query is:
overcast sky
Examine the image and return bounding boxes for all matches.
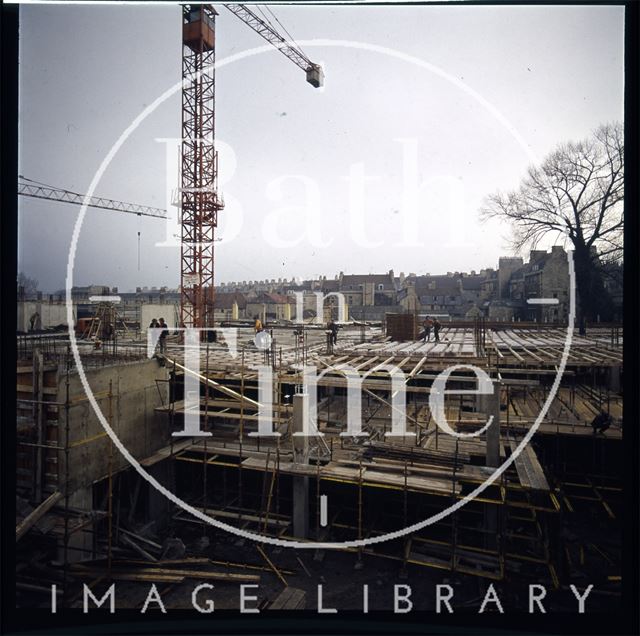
[18,2,624,293]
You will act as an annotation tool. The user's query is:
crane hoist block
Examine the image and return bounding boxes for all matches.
[306,63,324,89]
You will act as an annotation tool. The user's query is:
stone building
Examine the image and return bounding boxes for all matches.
[246,292,295,322]
[398,272,491,319]
[498,257,524,299]
[212,292,247,323]
[338,270,398,307]
[505,246,570,322]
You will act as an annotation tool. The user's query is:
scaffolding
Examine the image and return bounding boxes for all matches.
[15,323,623,606]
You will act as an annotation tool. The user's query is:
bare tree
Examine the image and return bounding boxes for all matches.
[481,122,623,331]
[17,271,39,297]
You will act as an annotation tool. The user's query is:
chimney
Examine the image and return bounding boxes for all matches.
[530,250,546,263]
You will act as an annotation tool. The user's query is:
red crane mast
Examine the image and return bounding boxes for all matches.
[179,4,323,330]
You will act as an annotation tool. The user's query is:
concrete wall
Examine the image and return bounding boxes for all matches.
[141,303,179,329]
[17,301,73,332]
[58,359,170,495]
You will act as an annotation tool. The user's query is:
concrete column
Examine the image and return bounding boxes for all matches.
[292,393,310,462]
[485,381,501,469]
[475,390,486,414]
[609,365,621,393]
[484,381,501,550]
[292,393,309,539]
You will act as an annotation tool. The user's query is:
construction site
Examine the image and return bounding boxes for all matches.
[13,3,625,617]
[15,314,624,611]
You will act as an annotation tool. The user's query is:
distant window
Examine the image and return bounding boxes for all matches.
[378,284,384,291]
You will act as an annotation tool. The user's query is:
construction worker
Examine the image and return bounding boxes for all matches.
[590,411,613,435]
[158,317,169,354]
[422,316,433,342]
[433,317,441,342]
[29,311,40,332]
[328,319,339,345]
[102,322,114,342]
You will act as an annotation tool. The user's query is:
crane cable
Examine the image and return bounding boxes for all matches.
[251,4,310,61]
[264,5,310,59]
[254,5,275,30]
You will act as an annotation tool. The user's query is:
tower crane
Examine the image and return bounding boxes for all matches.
[18,175,167,219]
[179,4,323,330]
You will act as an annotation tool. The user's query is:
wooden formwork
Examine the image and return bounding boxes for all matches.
[14,321,623,598]
[385,313,417,341]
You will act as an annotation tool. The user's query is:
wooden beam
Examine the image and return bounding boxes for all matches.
[16,491,63,542]
[256,544,287,587]
[164,355,261,408]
